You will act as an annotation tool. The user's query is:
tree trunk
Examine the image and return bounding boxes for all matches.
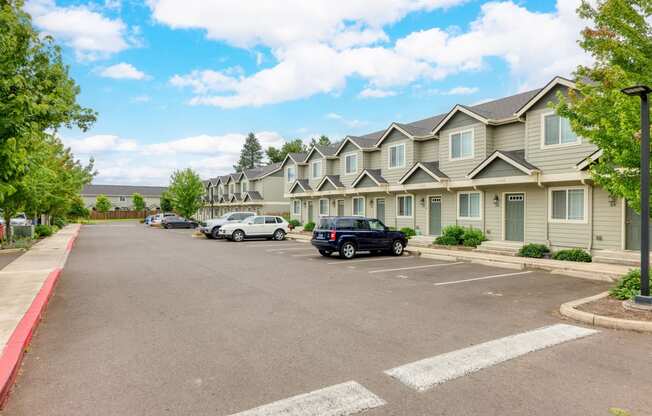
[3,212,12,243]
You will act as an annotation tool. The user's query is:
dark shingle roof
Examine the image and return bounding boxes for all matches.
[323,175,344,188]
[244,191,263,201]
[499,150,539,171]
[81,184,167,197]
[288,152,308,163]
[296,179,312,191]
[420,161,449,179]
[314,143,340,157]
[362,169,388,184]
[243,162,282,179]
[462,88,542,120]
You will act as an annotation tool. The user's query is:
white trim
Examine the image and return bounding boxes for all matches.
[318,198,330,216]
[398,162,446,184]
[334,136,364,155]
[351,170,384,188]
[288,180,308,194]
[515,76,576,117]
[388,142,407,170]
[426,195,443,236]
[343,152,359,176]
[316,175,341,191]
[501,192,527,242]
[449,129,475,161]
[292,199,302,216]
[310,160,322,180]
[336,199,345,216]
[540,110,581,149]
[286,165,296,183]
[467,151,538,179]
[576,149,603,171]
[305,146,326,160]
[457,191,482,221]
[396,194,414,218]
[375,123,414,147]
[432,105,490,135]
[547,185,589,224]
[374,197,386,222]
[352,196,366,216]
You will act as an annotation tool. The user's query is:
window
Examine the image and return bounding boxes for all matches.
[344,153,358,175]
[241,182,247,193]
[549,187,586,223]
[253,217,265,224]
[119,196,126,202]
[319,199,329,216]
[397,195,413,217]
[353,219,369,230]
[389,143,406,169]
[352,197,365,216]
[265,217,277,224]
[458,192,481,220]
[311,160,322,179]
[292,200,301,215]
[368,219,386,231]
[287,166,296,183]
[450,130,474,160]
[542,113,579,147]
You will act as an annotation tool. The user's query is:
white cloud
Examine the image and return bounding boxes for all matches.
[359,88,397,98]
[25,0,133,61]
[165,0,590,108]
[65,134,138,154]
[325,113,343,120]
[99,63,149,80]
[324,112,367,129]
[443,86,478,95]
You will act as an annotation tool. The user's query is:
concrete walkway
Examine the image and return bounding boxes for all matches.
[0,224,80,407]
[286,232,631,282]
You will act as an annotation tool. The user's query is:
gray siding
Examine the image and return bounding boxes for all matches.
[592,187,622,250]
[379,130,413,184]
[355,176,379,188]
[489,122,525,152]
[415,139,438,162]
[403,169,437,185]
[438,113,488,180]
[319,181,336,191]
[475,159,528,179]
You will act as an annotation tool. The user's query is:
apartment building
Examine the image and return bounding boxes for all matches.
[285,76,647,254]
[198,162,290,220]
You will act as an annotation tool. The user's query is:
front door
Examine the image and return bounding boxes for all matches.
[429,196,442,236]
[376,198,385,223]
[307,201,314,223]
[337,200,344,216]
[505,193,525,242]
[626,204,652,250]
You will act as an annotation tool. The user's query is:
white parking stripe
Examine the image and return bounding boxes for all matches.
[368,262,463,274]
[326,256,410,265]
[266,247,314,252]
[228,381,386,416]
[434,271,533,286]
[385,324,598,392]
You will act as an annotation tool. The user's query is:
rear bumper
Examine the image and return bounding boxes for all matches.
[310,239,337,251]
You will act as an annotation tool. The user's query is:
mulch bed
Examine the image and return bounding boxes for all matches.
[577,296,652,322]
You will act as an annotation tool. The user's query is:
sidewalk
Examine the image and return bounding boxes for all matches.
[0,224,80,408]
[286,232,631,282]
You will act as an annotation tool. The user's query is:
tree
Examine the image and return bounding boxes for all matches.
[234,132,263,171]
[266,139,307,163]
[95,195,111,213]
[167,168,204,219]
[556,0,652,214]
[310,135,331,148]
[132,193,145,211]
[160,191,173,212]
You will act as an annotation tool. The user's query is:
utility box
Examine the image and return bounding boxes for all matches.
[12,225,34,239]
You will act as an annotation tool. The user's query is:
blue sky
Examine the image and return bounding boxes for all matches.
[24,0,590,185]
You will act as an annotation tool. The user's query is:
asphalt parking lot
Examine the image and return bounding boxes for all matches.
[4,223,651,416]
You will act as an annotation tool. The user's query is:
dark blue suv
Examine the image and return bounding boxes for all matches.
[311,216,408,259]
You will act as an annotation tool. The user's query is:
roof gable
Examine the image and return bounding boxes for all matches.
[467,150,539,179]
[398,162,448,184]
[351,169,387,188]
[514,76,575,117]
[315,175,343,191]
[432,105,490,135]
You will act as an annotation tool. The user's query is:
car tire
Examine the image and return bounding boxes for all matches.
[211,227,221,239]
[319,250,332,257]
[232,230,245,242]
[205,233,214,239]
[391,239,404,256]
[273,229,286,241]
[339,241,356,259]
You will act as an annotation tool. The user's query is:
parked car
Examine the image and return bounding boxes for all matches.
[199,211,255,239]
[219,215,289,242]
[0,213,30,226]
[311,216,408,259]
[150,212,175,226]
[161,216,197,229]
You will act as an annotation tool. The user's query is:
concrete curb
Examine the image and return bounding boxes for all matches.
[560,292,652,332]
[0,224,81,409]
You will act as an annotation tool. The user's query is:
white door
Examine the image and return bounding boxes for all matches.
[264,216,278,234]
[248,217,266,235]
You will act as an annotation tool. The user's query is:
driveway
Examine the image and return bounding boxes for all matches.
[4,222,651,415]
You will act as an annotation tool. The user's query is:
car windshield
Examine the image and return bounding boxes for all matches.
[318,218,337,230]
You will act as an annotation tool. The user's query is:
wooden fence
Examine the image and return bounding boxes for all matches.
[90,210,159,220]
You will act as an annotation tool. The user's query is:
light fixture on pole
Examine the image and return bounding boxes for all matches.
[622,84,652,305]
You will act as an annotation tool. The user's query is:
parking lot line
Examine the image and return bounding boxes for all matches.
[326,256,411,265]
[384,324,598,392]
[434,271,533,286]
[368,262,464,274]
[266,247,314,252]
[227,381,386,416]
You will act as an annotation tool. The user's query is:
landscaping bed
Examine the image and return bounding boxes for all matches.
[576,296,652,322]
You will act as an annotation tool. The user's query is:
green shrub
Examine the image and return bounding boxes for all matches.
[289,219,302,228]
[552,249,592,262]
[462,227,487,247]
[518,243,550,258]
[399,227,416,239]
[52,217,67,228]
[440,225,465,245]
[610,269,650,300]
[303,222,315,232]
[434,235,459,245]
[35,224,54,238]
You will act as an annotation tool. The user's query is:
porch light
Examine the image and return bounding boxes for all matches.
[493,195,500,206]
[420,198,425,207]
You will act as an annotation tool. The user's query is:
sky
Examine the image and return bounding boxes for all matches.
[25,0,593,185]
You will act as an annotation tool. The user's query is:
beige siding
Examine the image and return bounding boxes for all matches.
[306,152,325,189]
[438,113,488,180]
[546,183,591,249]
[489,122,525,152]
[481,185,546,244]
[379,130,414,184]
[592,187,622,250]
[339,142,363,186]
[364,150,382,170]
[326,158,340,175]
[415,139,438,162]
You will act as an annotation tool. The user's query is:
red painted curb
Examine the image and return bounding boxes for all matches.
[0,225,81,409]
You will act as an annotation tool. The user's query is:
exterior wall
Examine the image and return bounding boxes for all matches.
[592,187,623,250]
[326,158,340,176]
[488,122,525,152]
[475,160,528,179]
[306,151,325,190]
[339,142,363,187]
[415,139,438,162]
[355,176,379,188]
[379,130,414,184]
[83,195,162,210]
[403,169,436,184]
[438,113,488,180]
[364,150,381,170]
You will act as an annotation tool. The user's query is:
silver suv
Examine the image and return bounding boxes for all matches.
[200,212,255,239]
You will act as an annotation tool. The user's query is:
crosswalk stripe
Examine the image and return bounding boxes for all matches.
[384,324,598,392]
[228,381,386,416]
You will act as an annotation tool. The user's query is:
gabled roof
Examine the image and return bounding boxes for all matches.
[280,152,308,169]
[81,184,167,197]
[243,191,263,201]
[243,162,282,180]
[514,76,575,117]
[229,193,242,202]
[335,134,380,155]
[398,161,448,184]
[467,150,540,179]
[315,175,344,191]
[576,148,603,171]
[375,122,436,147]
[288,179,312,193]
[351,169,388,188]
[306,143,340,160]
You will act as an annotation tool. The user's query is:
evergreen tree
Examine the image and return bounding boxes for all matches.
[234,132,263,171]
[310,135,331,148]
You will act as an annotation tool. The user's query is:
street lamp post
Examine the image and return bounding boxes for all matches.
[622,85,652,305]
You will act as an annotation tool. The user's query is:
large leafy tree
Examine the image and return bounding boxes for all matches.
[160,191,173,212]
[309,135,331,147]
[167,168,204,219]
[95,195,111,213]
[266,139,307,163]
[556,0,652,213]
[132,193,145,211]
[234,132,263,171]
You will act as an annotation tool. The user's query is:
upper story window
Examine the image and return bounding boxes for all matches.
[450,129,474,160]
[542,112,579,147]
[388,143,406,169]
[397,195,413,217]
[549,186,586,223]
[119,196,126,202]
[458,191,481,220]
[344,153,358,175]
[287,166,296,183]
[311,160,322,179]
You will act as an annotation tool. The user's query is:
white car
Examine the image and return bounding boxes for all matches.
[0,213,29,226]
[219,215,289,242]
[150,212,175,226]
[199,212,255,239]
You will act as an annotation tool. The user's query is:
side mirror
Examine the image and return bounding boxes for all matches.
[384,226,390,232]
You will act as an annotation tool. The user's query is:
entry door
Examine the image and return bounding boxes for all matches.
[337,200,345,216]
[429,196,442,236]
[505,193,525,242]
[626,205,652,250]
[307,201,314,223]
[376,198,385,223]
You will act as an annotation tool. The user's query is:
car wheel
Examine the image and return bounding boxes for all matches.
[391,239,404,256]
[205,233,214,239]
[273,229,286,241]
[319,250,332,257]
[339,242,356,259]
[232,230,245,242]
[211,227,221,239]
